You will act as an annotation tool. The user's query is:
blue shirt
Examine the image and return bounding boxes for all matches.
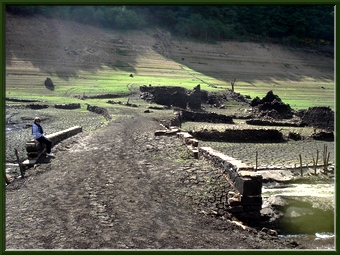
[32,123,44,139]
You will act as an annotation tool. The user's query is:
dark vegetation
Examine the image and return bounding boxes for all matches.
[6,5,334,47]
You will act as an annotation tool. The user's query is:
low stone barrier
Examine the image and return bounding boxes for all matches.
[24,126,82,164]
[55,103,81,109]
[86,104,111,121]
[177,132,199,159]
[25,104,49,109]
[199,147,263,224]
[181,109,234,124]
[190,128,285,143]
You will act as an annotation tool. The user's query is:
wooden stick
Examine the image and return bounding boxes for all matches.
[323,145,328,172]
[299,154,303,176]
[255,151,258,171]
[326,152,331,171]
[14,148,24,178]
[312,154,316,174]
[316,149,319,173]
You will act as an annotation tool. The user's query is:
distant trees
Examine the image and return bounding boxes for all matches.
[6,5,334,46]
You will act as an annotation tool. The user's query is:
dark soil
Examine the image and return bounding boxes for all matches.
[5,108,302,250]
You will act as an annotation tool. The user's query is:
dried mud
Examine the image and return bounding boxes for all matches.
[5,106,301,250]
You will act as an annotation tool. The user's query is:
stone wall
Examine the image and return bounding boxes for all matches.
[140,85,202,109]
[190,129,285,143]
[176,131,263,224]
[25,104,49,109]
[181,110,234,124]
[86,104,111,121]
[198,147,263,224]
[301,106,334,131]
[55,103,81,109]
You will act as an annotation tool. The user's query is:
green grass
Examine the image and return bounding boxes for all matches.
[224,80,334,110]
[6,56,334,110]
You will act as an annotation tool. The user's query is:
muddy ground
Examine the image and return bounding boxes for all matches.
[5,105,303,250]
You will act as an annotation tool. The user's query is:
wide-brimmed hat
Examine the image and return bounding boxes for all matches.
[34,117,41,122]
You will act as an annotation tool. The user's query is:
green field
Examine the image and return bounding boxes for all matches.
[6,63,334,111]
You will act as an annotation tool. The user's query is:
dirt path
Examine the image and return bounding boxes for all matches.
[5,110,301,250]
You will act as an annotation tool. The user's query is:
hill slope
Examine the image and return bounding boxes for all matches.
[5,13,334,108]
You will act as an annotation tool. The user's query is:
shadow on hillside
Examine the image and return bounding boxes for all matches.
[6,50,137,81]
[5,13,334,87]
[169,50,334,88]
[5,14,137,81]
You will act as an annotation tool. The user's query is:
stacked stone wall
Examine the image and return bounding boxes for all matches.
[55,103,81,109]
[198,147,263,224]
[140,85,201,109]
[181,110,234,124]
[86,104,111,121]
[191,129,284,143]
[301,106,334,131]
[164,135,263,224]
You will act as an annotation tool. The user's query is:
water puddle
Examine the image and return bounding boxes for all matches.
[262,182,335,249]
[280,233,335,250]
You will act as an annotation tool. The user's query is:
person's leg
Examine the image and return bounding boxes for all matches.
[37,136,52,153]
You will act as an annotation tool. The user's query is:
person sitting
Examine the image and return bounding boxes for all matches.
[32,117,55,157]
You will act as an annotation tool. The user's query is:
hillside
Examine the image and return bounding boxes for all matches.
[5,13,334,109]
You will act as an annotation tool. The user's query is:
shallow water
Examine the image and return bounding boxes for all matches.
[281,233,335,250]
[262,182,335,250]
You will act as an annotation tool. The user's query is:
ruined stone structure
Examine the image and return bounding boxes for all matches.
[25,104,49,109]
[199,144,263,223]
[55,103,81,109]
[161,109,234,128]
[251,90,293,119]
[86,104,111,121]
[6,97,40,103]
[301,106,334,131]
[175,131,263,224]
[190,129,285,143]
[140,85,202,110]
[81,93,125,99]
[181,110,234,124]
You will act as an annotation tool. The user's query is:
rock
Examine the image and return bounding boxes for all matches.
[260,170,295,182]
[288,132,302,140]
[44,77,54,90]
[310,131,334,141]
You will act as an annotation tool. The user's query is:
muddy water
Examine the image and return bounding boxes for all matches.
[262,182,335,250]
